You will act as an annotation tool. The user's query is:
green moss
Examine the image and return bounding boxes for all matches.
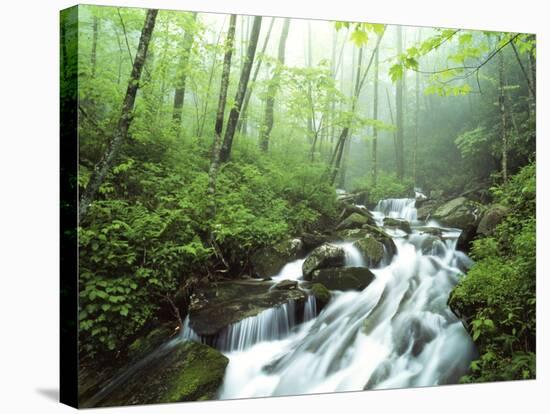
[310,283,331,309]
[92,341,229,407]
[353,236,384,265]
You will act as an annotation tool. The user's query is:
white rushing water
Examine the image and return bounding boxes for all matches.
[375,198,418,221]
[216,197,476,399]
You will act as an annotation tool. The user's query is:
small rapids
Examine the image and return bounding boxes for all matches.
[88,196,477,404]
[217,197,476,399]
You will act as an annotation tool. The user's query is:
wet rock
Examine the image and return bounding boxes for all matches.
[311,267,375,291]
[416,199,443,221]
[432,197,485,250]
[353,236,385,268]
[274,279,298,290]
[309,283,331,310]
[188,280,307,336]
[91,341,228,407]
[251,238,304,278]
[477,204,508,236]
[301,232,330,252]
[335,225,397,260]
[383,217,412,234]
[414,226,443,237]
[302,243,346,280]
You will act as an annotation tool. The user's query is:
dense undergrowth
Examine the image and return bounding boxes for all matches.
[450,162,536,382]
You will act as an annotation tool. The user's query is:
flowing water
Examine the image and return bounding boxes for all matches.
[88,196,477,404]
[215,197,477,399]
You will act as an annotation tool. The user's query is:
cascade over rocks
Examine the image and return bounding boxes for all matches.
[188,279,306,336]
[308,283,331,309]
[251,238,304,278]
[302,243,346,280]
[352,236,385,267]
[383,217,411,234]
[310,267,375,291]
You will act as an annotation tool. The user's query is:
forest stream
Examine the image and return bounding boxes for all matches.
[85,192,478,405]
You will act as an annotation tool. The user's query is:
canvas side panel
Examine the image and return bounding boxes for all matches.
[60,4,79,409]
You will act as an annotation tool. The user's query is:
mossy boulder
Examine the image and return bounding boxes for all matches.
[309,283,331,310]
[336,212,374,231]
[335,224,397,262]
[383,217,411,234]
[432,197,485,250]
[188,279,306,336]
[311,267,375,291]
[251,238,304,278]
[416,199,443,221]
[302,243,346,280]
[127,323,175,364]
[477,204,509,236]
[353,236,385,268]
[90,341,229,407]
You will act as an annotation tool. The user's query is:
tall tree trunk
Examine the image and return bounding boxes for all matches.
[207,14,237,222]
[79,9,158,223]
[237,17,275,135]
[91,15,98,78]
[413,64,419,185]
[395,26,405,181]
[219,16,262,162]
[260,18,290,152]
[413,31,421,185]
[172,12,197,137]
[499,49,508,184]
[329,33,384,185]
[306,21,313,136]
[371,37,380,187]
[386,87,398,167]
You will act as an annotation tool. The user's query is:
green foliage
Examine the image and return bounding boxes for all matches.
[449,162,536,382]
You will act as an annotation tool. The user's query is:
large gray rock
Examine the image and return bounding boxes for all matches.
[251,238,304,278]
[301,232,330,252]
[416,199,443,221]
[188,280,306,336]
[432,197,484,249]
[477,204,508,236]
[311,267,376,291]
[302,243,346,280]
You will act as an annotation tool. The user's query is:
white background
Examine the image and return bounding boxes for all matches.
[0,0,547,412]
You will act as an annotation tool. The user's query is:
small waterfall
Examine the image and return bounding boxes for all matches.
[271,258,306,282]
[339,242,366,267]
[375,198,417,221]
[181,298,318,352]
[219,198,476,400]
[303,295,317,322]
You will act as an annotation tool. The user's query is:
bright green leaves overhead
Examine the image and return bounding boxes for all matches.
[350,29,369,47]
[335,21,386,47]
